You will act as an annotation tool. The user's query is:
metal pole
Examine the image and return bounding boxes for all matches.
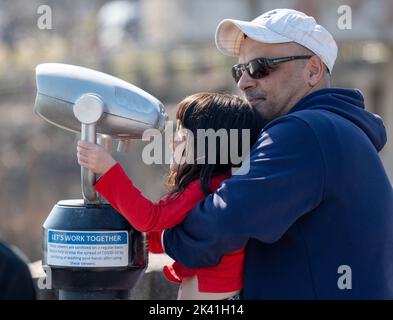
[73,94,104,204]
[81,123,100,204]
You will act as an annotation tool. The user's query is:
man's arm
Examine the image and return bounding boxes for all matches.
[163,115,325,268]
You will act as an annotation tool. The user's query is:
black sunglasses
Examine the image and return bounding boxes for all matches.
[232,55,314,83]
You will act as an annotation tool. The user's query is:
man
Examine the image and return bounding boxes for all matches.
[163,9,393,299]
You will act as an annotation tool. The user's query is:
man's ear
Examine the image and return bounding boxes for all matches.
[306,56,325,87]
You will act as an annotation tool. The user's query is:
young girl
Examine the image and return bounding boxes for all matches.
[77,92,262,299]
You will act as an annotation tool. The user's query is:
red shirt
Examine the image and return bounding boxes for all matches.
[94,163,244,293]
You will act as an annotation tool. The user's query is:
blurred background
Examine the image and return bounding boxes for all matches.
[0,0,392,263]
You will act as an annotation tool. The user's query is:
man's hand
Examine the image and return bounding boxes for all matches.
[77,141,117,175]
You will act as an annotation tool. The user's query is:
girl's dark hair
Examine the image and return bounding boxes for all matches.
[167,92,263,196]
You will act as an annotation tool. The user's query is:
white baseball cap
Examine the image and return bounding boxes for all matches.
[215,9,338,73]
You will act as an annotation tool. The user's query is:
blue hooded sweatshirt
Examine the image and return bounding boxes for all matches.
[163,88,393,299]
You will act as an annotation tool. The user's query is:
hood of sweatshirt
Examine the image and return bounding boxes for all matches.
[287,88,387,152]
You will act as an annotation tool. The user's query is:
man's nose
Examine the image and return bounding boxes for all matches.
[237,70,257,91]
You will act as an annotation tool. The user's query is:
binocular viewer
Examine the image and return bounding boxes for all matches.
[35,63,168,300]
[35,63,166,138]
[35,63,168,203]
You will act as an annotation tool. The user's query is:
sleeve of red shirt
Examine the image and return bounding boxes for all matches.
[93,163,206,233]
[147,231,164,253]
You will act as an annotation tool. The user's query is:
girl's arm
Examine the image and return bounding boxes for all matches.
[147,231,164,253]
[93,163,206,233]
[77,140,208,233]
